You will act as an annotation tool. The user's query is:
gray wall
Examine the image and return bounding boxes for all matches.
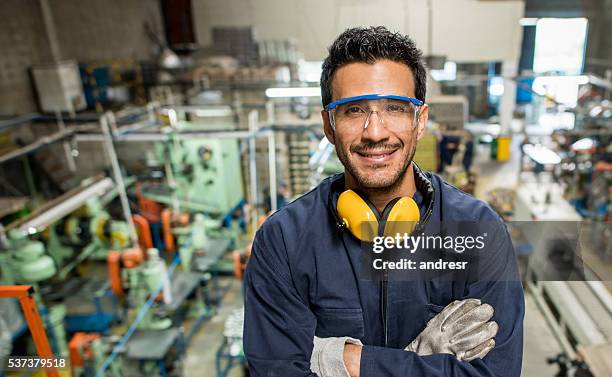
[0,1,53,115]
[0,0,163,116]
[49,0,163,62]
[192,0,525,63]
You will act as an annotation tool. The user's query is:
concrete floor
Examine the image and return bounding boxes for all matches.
[184,278,244,377]
[184,138,565,377]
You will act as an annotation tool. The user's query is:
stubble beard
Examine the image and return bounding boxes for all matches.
[336,140,417,193]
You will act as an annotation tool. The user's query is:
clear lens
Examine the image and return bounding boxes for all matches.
[332,99,419,130]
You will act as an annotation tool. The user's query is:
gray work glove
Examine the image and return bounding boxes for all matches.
[310,336,363,377]
[405,298,498,361]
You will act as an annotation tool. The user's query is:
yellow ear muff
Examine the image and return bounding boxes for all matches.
[383,197,420,238]
[337,190,378,242]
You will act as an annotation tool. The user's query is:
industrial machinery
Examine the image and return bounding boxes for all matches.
[144,137,243,215]
[0,230,56,285]
[138,108,245,216]
[108,247,172,330]
[0,175,138,358]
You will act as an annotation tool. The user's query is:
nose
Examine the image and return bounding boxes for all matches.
[362,111,390,143]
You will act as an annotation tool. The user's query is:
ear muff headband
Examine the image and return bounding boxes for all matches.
[337,190,421,242]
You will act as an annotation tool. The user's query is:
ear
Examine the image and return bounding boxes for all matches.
[415,104,429,141]
[321,109,335,145]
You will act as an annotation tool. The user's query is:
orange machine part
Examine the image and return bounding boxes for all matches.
[108,248,144,296]
[69,332,100,368]
[107,251,124,296]
[122,247,144,268]
[178,212,190,226]
[161,209,175,252]
[132,214,153,250]
[233,250,243,280]
[0,286,59,377]
[233,244,253,280]
[136,183,162,222]
[594,161,612,172]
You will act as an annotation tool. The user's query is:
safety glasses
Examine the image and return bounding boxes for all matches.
[325,94,424,131]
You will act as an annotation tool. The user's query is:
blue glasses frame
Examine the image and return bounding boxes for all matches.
[324,93,424,110]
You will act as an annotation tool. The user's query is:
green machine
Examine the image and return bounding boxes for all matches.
[0,230,57,285]
[0,230,69,357]
[123,248,172,330]
[145,119,244,215]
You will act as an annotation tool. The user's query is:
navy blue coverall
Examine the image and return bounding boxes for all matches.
[244,171,524,376]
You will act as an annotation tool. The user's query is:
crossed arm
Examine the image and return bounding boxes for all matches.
[317,298,499,377]
[244,227,524,377]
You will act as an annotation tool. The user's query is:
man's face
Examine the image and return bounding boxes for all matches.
[322,60,428,190]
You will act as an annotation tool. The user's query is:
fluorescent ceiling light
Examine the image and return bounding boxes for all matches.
[265,87,321,98]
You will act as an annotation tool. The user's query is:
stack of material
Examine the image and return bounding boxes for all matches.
[287,132,312,195]
[212,27,259,65]
[258,39,299,65]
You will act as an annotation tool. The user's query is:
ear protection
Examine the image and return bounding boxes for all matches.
[337,190,420,242]
[331,164,434,242]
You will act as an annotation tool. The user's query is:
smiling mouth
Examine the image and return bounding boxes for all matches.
[354,149,398,163]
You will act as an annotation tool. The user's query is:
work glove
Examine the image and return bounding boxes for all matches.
[310,336,363,377]
[405,298,498,361]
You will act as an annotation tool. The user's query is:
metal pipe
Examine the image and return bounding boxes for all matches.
[21,156,37,201]
[0,114,42,132]
[75,129,258,142]
[114,106,153,121]
[0,128,77,164]
[13,177,114,234]
[100,113,139,246]
[248,110,259,230]
[55,111,76,173]
[164,140,181,212]
[75,123,320,144]
[265,101,275,124]
[57,242,97,279]
[112,120,159,137]
[39,0,62,62]
[160,105,234,118]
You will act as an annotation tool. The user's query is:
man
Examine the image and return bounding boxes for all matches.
[244,26,524,376]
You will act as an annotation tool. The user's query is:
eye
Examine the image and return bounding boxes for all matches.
[386,103,410,113]
[345,105,366,115]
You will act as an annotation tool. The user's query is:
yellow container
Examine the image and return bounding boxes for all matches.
[497,135,511,161]
[413,133,438,172]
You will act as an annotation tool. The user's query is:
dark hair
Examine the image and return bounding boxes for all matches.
[320,26,427,108]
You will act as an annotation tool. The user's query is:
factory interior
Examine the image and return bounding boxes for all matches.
[0,0,611,376]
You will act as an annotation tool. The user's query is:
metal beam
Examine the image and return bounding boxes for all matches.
[8,177,114,234]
